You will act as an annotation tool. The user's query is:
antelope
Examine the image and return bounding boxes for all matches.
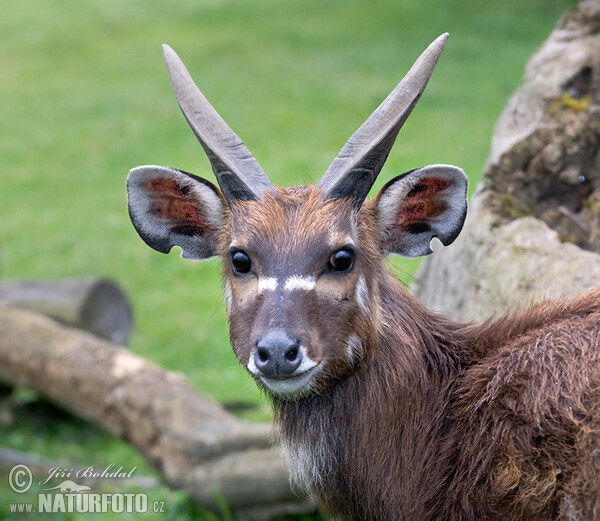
[127,34,600,520]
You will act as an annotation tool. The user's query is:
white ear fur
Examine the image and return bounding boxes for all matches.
[376,164,467,257]
[127,165,224,260]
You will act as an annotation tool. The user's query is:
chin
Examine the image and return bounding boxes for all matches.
[256,365,323,401]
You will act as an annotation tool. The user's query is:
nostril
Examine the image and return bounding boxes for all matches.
[285,347,299,363]
[257,347,270,364]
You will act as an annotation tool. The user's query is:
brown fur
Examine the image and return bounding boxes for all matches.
[219,186,382,390]
[277,280,600,520]
[130,166,600,518]
[136,178,600,520]
[214,186,600,521]
[126,38,600,519]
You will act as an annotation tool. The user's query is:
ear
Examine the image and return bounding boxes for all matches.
[375,164,467,257]
[127,165,225,260]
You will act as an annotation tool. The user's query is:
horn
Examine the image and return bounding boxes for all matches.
[317,33,449,208]
[162,44,275,206]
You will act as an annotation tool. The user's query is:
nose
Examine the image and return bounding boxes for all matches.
[254,330,302,378]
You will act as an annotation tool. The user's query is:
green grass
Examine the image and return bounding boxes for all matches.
[0,0,575,518]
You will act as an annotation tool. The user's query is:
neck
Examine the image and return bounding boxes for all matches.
[274,272,469,521]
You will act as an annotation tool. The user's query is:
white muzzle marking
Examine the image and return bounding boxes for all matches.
[284,275,316,291]
[258,277,278,293]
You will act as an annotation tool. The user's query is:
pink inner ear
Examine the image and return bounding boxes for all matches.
[144,178,213,232]
[396,177,450,226]
[147,178,190,197]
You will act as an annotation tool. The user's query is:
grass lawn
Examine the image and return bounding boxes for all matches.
[0,0,575,519]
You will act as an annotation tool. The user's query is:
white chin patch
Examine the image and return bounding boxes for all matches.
[259,366,320,399]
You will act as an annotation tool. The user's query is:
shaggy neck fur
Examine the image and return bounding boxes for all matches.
[275,269,469,520]
[274,270,600,521]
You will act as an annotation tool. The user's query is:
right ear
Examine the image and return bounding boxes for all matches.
[374,164,467,257]
[127,165,225,260]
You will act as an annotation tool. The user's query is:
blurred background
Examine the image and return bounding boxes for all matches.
[0,0,576,519]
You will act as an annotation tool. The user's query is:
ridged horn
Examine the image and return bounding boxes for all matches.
[317,33,449,208]
[162,44,274,206]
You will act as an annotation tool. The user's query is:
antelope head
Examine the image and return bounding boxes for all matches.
[127,34,467,400]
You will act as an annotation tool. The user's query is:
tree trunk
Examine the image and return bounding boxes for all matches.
[0,307,313,520]
[412,0,600,321]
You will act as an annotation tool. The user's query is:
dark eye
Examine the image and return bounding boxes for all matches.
[232,251,252,274]
[328,249,354,272]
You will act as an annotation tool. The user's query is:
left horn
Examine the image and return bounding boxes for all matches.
[317,33,449,208]
[162,44,275,207]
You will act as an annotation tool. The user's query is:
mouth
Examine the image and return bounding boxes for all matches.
[257,365,321,399]
[245,344,322,399]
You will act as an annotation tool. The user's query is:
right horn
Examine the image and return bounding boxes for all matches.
[317,34,449,209]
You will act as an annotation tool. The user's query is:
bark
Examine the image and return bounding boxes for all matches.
[0,278,133,344]
[0,307,313,520]
[412,0,600,321]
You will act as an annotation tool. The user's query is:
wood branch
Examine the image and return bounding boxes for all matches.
[0,278,133,344]
[0,307,314,520]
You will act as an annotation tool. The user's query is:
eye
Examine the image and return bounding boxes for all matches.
[232,251,252,274]
[328,248,354,272]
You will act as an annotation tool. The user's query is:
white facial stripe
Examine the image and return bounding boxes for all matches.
[284,275,316,291]
[346,334,364,363]
[258,277,278,293]
[224,280,233,311]
[356,275,370,313]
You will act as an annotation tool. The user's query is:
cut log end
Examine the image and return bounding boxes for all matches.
[0,278,133,344]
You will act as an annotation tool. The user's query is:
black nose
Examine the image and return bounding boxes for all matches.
[254,330,302,378]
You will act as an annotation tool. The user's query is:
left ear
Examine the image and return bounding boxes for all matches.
[375,164,467,257]
[127,165,225,260]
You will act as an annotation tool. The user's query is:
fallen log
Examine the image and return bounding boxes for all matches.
[0,278,133,344]
[0,307,313,520]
